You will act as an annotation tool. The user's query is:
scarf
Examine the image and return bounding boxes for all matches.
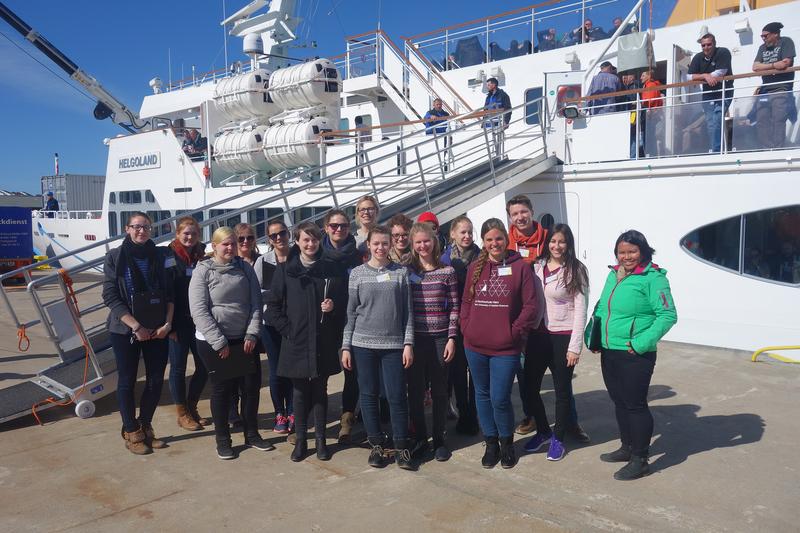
[389,246,412,266]
[170,239,205,266]
[121,235,157,292]
[449,242,480,265]
[509,223,548,258]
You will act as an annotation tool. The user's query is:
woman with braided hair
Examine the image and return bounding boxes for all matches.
[460,218,540,469]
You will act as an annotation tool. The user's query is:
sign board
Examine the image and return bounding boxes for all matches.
[0,207,33,259]
[118,151,161,172]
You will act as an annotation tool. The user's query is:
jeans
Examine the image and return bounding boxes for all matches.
[408,335,448,444]
[110,333,168,433]
[601,349,656,457]
[168,326,208,405]
[292,377,329,438]
[263,325,293,416]
[448,335,476,421]
[352,346,409,444]
[197,339,262,443]
[465,349,520,438]
[703,100,723,153]
[525,333,574,440]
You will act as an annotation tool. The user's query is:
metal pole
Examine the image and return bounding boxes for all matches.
[719,80,726,154]
[320,143,339,207]
[531,9,535,53]
[482,123,498,185]
[444,30,449,70]
[635,96,641,160]
[414,147,433,210]
[485,19,490,63]
[362,151,380,198]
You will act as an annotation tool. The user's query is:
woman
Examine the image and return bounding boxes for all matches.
[189,227,273,460]
[639,70,664,156]
[321,209,362,443]
[254,220,295,434]
[353,195,380,258]
[523,224,588,461]
[341,225,416,471]
[460,218,539,469]
[586,230,677,480]
[441,215,480,435]
[235,222,260,266]
[408,222,460,462]
[388,213,413,265]
[167,216,209,431]
[102,212,174,455]
[267,222,347,462]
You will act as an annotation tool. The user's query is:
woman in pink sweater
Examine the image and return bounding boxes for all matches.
[522,224,588,461]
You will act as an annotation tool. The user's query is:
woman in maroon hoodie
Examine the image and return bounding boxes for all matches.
[461,218,539,469]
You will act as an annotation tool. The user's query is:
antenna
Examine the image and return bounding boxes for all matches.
[377,0,382,31]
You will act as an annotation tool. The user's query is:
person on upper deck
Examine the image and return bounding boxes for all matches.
[182,129,207,160]
[608,17,635,38]
[688,33,733,153]
[484,78,512,128]
[752,22,796,149]
[571,19,605,44]
[43,191,58,218]
[537,28,558,52]
[424,98,450,135]
[587,61,623,115]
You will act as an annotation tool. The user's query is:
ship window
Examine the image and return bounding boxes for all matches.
[109,192,116,205]
[355,115,372,142]
[540,213,554,231]
[524,87,544,125]
[147,210,172,238]
[255,74,262,83]
[338,118,350,144]
[209,209,241,229]
[119,191,142,204]
[145,190,156,203]
[108,212,118,237]
[681,215,741,273]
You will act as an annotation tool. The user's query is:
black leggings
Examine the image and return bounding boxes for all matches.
[601,349,656,457]
[341,368,359,414]
[525,332,574,440]
[448,335,476,421]
[292,376,329,439]
[408,334,449,444]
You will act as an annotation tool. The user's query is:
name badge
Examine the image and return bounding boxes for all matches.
[409,273,422,284]
[519,248,530,258]
[498,266,512,276]
[545,274,559,285]
[164,256,177,268]
[376,273,391,282]
[186,267,194,276]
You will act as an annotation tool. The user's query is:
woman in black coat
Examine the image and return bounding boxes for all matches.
[267,222,347,462]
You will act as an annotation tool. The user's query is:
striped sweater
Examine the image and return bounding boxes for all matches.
[409,265,460,338]
[342,262,414,350]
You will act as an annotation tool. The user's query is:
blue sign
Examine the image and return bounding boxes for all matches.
[0,207,33,259]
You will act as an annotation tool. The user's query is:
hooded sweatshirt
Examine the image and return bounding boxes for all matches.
[189,256,262,351]
[508,223,549,264]
[460,251,539,355]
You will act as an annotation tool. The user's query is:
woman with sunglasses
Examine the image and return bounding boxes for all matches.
[235,222,260,266]
[103,211,174,455]
[354,195,380,259]
[321,209,362,443]
[388,213,413,266]
[254,220,295,434]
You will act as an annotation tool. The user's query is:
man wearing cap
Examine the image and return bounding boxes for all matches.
[417,211,446,250]
[587,61,622,115]
[43,192,59,218]
[753,22,796,148]
[688,33,733,153]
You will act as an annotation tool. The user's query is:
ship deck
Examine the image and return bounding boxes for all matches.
[0,272,796,532]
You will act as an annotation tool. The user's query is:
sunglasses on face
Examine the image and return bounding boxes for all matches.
[238,235,255,243]
[268,230,288,240]
[328,223,349,231]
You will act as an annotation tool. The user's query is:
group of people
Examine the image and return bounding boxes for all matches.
[102,193,677,480]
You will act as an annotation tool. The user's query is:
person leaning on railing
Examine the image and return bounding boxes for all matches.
[688,33,733,153]
[752,22,796,149]
[102,211,174,456]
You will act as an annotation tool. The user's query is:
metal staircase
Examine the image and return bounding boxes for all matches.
[0,97,554,424]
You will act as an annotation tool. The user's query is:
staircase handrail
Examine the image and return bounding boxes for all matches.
[403,38,473,114]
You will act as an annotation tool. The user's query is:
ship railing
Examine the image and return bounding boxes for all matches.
[32,210,103,220]
[405,0,643,73]
[561,67,800,163]
[0,96,548,368]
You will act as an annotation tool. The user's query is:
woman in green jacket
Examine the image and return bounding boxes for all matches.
[586,230,677,480]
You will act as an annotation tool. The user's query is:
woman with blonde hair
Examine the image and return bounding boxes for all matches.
[190,226,272,460]
[234,222,260,266]
[354,195,380,257]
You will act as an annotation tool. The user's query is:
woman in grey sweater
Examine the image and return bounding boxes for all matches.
[189,226,273,460]
[341,225,416,471]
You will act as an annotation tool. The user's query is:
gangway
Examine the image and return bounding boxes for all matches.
[0,97,554,425]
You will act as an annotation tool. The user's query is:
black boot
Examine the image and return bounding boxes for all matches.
[600,444,632,463]
[481,436,500,468]
[395,439,417,471]
[433,436,451,462]
[315,436,331,461]
[368,437,386,468]
[499,436,517,469]
[614,455,650,480]
[290,435,308,462]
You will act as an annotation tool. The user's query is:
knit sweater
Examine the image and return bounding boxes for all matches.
[342,262,414,350]
[409,265,460,338]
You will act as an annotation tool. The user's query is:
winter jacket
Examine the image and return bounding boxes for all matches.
[266,247,347,379]
[508,224,549,264]
[102,244,174,335]
[585,262,677,354]
[641,81,664,108]
[441,242,481,293]
[322,234,362,272]
[484,88,512,125]
[533,260,587,355]
[189,256,261,351]
[460,251,539,355]
[165,243,205,331]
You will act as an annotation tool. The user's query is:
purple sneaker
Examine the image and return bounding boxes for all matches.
[523,431,552,453]
[546,437,565,461]
[273,414,289,434]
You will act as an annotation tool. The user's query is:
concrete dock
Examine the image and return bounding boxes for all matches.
[0,273,796,532]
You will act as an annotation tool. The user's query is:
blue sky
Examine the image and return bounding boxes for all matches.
[0,0,673,195]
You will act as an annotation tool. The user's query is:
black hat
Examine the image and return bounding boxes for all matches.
[762,22,783,34]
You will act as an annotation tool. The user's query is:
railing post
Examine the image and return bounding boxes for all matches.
[482,121,498,185]
[362,151,380,198]
[320,143,338,208]
[720,79,726,154]
[538,99,548,156]
[414,147,433,211]
[485,20,490,62]
[531,9,535,52]
[375,33,381,76]
[635,96,641,160]
[444,30,449,71]
[346,42,351,79]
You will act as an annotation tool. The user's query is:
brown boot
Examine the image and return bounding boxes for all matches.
[338,412,355,444]
[187,401,211,426]
[176,404,202,431]
[141,422,167,449]
[123,426,152,455]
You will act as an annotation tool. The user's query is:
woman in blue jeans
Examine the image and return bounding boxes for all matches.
[340,225,416,471]
[460,218,539,469]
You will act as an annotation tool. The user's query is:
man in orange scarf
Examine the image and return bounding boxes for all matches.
[506,194,548,264]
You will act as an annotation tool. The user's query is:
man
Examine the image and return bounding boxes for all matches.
[609,16,635,37]
[587,61,623,115]
[423,98,450,136]
[43,191,59,218]
[484,77,512,128]
[571,18,605,44]
[688,33,733,153]
[182,128,207,160]
[537,28,558,52]
[617,74,642,157]
[752,22,796,148]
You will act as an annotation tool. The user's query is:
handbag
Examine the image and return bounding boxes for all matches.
[131,290,167,330]
[586,301,602,352]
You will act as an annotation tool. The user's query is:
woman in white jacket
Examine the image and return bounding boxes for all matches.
[522,224,588,461]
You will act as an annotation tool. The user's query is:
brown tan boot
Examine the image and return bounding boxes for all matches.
[187,401,211,426]
[176,404,203,431]
[141,422,167,449]
[123,426,152,455]
[338,412,355,444]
